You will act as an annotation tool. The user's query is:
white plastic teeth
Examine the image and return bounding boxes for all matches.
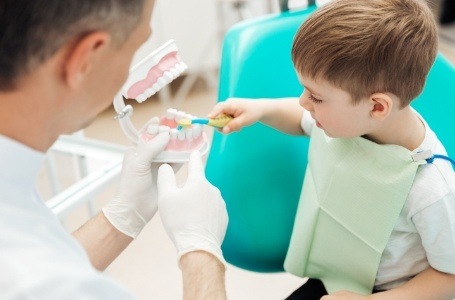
[144,108,202,143]
[120,39,188,103]
[134,61,187,103]
[166,108,177,120]
[145,124,201,142]
[164,108,196,122]
[170,128,178,139]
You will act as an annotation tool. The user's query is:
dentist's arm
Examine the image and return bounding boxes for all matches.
[72,212,132,271]
[157,151,228,300]
[73,133,170,271]
[180,251,226,300]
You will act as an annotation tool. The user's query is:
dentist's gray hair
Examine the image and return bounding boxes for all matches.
[0,0,146,91]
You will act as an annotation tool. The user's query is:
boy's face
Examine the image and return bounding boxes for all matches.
[298,75,374,138]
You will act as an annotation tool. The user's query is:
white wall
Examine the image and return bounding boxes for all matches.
[131,0,280,74]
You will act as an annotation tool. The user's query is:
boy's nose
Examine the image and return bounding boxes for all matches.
[299,94,313,112]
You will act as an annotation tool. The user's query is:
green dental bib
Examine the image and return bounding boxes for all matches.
[284,127,427,295]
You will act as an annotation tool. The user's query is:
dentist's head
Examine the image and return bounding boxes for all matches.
[0,0,155,151]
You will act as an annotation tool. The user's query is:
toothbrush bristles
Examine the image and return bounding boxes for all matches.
[177,118,192,126]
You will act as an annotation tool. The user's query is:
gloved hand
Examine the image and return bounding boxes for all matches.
[157,151,228,267]
[102,132,170,238]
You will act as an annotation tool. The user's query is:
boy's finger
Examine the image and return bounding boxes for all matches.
[222,115,246,133]
[208,104,226,118]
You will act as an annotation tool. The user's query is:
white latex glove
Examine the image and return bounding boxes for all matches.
[157,151,228,267]
[102,132,170,238]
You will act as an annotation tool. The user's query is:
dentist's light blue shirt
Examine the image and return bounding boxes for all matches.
[0,135,134,299]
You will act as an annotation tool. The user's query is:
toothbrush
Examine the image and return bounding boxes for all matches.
[177,114,233,130]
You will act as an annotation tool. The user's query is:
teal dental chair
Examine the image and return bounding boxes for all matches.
[206,0,455,273]
[413,55,455,157]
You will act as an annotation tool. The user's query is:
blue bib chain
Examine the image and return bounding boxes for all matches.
[426,154,455,168]
[412,150,455,169]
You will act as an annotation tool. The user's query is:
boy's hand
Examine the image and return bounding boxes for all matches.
[208,98,265,134]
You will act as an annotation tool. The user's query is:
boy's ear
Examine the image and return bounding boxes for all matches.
[62,31,111,89]
[369,92,392,120]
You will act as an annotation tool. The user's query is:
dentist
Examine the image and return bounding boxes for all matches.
[0,0,228,299]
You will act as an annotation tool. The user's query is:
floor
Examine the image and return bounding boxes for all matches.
[43,17,455,300]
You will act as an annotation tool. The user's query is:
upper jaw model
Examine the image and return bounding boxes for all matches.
[113,40,209,163]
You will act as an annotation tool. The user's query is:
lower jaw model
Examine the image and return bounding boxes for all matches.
[138,108,209,163]
[113,40,209,163]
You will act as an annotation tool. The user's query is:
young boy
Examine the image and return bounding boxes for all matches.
[209,0,455,298]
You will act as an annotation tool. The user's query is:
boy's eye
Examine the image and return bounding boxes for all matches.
[309,94,323,104]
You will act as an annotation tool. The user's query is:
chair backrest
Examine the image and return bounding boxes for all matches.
[412,54,455,157]
[206,7,316,272]
[206,6,455,273]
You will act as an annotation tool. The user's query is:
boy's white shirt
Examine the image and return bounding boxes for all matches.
[300,109,455,291]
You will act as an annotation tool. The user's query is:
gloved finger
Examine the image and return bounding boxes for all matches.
[150,161,182,179]
[137,132,170,162]
[150,163,162,182]
[138,116,160,132]
[168,162,184,174]
[150,161,182,183]
[121,147,137,167]
[157,163,177,194]
[187,151,205,183]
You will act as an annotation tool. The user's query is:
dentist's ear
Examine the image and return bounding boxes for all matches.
[369,92,393,120]
[63,31,110,89]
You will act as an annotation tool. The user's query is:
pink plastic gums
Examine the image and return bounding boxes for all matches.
[127,52,180,99]
[118,40,187,103]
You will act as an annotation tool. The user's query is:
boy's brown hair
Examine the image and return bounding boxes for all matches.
[292,0,438,107]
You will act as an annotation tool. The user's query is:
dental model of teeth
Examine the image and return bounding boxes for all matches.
[121,40,187,103]
[138,108,209,163]
[113,40,209,162]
